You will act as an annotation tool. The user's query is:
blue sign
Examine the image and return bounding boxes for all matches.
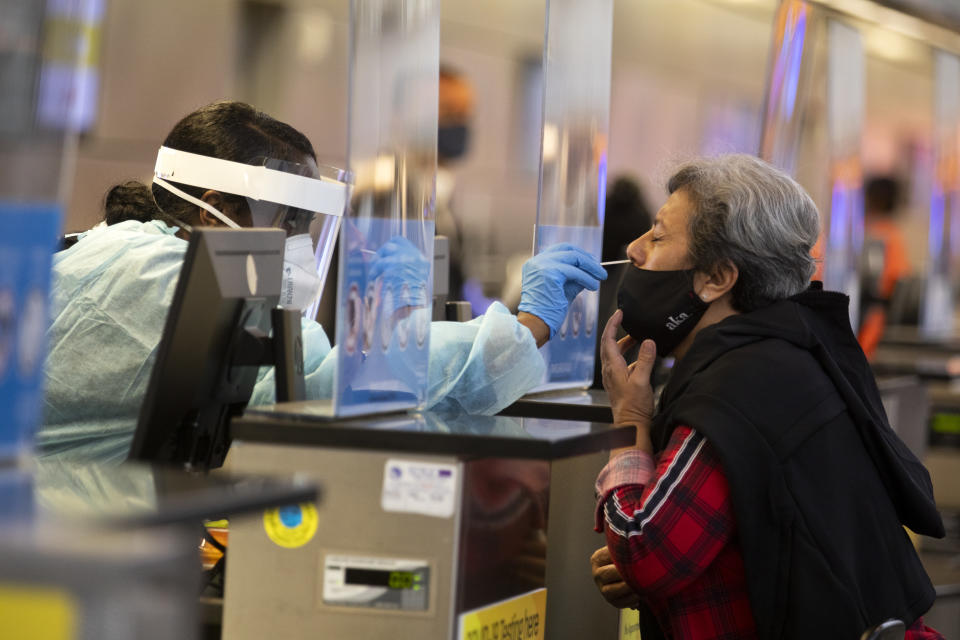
[0,202,61,461]
[334,218,434,416]
[0,469,34,523]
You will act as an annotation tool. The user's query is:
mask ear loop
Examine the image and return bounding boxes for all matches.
[153,176,242,229]
[168,216,194,234]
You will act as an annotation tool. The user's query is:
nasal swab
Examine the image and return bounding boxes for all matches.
[600,259,631,266]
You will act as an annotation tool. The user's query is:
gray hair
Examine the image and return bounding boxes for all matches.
[667,154,821,312]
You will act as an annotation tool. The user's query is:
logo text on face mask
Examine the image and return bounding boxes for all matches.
[666,313,690,331]
[282,265,295,306]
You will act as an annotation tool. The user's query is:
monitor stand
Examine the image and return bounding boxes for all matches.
[232,307,306,403]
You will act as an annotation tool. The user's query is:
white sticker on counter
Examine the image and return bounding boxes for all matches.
[381,459,458,518]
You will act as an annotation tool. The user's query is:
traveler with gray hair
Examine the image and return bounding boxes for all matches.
[589,154,944,639]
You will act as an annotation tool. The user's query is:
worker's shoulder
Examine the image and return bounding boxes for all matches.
[55,220,186,279]
[95,219,183,243]
[70,220,183,255]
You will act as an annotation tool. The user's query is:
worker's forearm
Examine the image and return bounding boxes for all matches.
[517,311,550,348]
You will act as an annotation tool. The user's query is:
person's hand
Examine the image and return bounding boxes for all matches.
[601,309,656,439]
[367,236,430,314]
[590,545,639,609]
[517,243,606,338]
[511,528,548,589]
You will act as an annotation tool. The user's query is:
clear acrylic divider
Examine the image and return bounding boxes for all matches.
[760,5,866,329]
[759,0,812,176]
[333,0,438,416]
[823,19,865,329]
[922,50,960,338]
[532,0,613,392]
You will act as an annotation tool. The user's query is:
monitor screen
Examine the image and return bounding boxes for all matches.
[129,228,285,469]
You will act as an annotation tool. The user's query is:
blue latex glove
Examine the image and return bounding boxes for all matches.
[367,235,430,313]
[517,243,607,337]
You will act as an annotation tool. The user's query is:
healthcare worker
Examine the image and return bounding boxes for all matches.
[39,101,605,463]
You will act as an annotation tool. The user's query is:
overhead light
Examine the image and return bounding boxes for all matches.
[296,8,334,65]
[715,0,775,6]
[863,25,925,63]
[814,0,960,55]
[542,124,559,162]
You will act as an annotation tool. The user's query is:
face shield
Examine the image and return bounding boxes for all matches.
[153,146,349,313]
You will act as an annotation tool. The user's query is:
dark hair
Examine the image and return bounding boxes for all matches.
[864,176,901,216]
[103,181,173,226]
[103,101,316,225]
[602,176,652,262]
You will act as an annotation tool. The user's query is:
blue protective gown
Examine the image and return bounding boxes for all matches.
[39,220,546,464]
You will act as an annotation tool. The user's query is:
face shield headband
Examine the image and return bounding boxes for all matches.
[154,146,350,312]
[152,146,348,230]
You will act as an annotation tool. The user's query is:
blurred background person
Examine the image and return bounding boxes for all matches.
[436,65,486,312]
[592,176,653,388]
[858,175,911,359]
[601,176,654,265]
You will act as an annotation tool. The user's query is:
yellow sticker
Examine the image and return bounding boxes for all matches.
[43,18,102,68]
[458,588,546,640]
[0,583,77,640]
[619,608,641,640]
[263,502,319,549]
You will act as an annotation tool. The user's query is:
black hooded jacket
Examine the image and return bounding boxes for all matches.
[645,284,944,639]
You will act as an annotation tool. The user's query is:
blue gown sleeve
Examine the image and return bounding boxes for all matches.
[250,302,544,416]
[426,302,545,415]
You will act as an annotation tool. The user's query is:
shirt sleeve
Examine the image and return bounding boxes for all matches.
[906,618,945,640]
[595,426,736,598]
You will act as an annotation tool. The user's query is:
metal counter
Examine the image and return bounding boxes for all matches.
[874,328,960,381]
[879,326,960,352]
[499,388,613,424]
[20,459,318,528]
[499,389,621,639]
[221,407,633,640]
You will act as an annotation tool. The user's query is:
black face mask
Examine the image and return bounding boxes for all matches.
[616,267,709,357]
[438,124,470,160]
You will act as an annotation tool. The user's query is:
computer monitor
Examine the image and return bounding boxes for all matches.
[129,228,304,470]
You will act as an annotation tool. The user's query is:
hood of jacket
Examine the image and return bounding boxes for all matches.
[656,282,944,538]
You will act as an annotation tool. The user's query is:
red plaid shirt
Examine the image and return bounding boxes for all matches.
[595,426,943,640]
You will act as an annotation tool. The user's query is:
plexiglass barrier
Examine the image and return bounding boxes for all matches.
[0,0,83,461]
[761,5,865,329]
[333,0,438,416]
[823,19,865,329]
[760,0,812,176]
[533,0,613,392]
[922,50,960,337]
